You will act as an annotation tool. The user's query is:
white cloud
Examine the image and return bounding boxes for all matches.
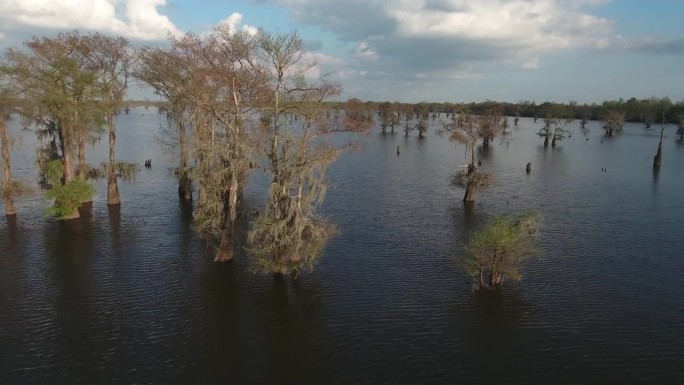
[355,42,379,61]
[217,12,258,36]
[0,0,180,40]
[523,58,539,69]
[265,0,633,100]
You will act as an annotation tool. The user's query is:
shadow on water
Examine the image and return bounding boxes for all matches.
[448,202,486,246]
[459,287,530,382]
[652,167,660,195]
[478,145,493,162]
[241,276,326,384]
[5,215,20,253]
[40,206,99,381]
[107,204,123,255]
[179,200,195,258]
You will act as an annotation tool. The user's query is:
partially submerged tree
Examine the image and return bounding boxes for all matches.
[344,98,374,133]
[3,32,99,219]
[248,30,368,276]
[438,107,498,202]
[538,105,573,147]
[603,110,625,136]
[135,43,193,201]
[653,112,666,171]
[80,33,136,205]
[451,168,494,202]
[461,213,541,291]
[0,79,17,216]
[183,27,265,262]
[378,101,399,134]
[416,115,428,139]
[479,105,504,148]
[401,104,413,137]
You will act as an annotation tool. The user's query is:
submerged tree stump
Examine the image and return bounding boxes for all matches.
[653,128,664,171]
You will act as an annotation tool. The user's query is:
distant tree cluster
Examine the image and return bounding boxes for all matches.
[350,97,684,130]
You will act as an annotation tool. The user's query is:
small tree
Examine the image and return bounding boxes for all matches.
[451,168,494,202]
[438,107,499,202]
[603,110,625,136]
[479,105,504,148]
[538,105,573,147]
[378,101,399,134]
[461,213,541,291]
[416,115,428,139]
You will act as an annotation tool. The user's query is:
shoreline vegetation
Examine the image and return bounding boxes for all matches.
[1,28,683,288]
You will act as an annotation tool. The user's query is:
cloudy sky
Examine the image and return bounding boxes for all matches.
[1,0,683,103]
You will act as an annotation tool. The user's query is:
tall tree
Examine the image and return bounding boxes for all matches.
[3,32,98,219]
[185,27,266,262]
[80,33,135,206]
[248,30,367,276]
[135,43,193,202]
[0,77,16,216]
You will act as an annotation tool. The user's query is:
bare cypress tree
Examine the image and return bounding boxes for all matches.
[135,44,193,202]
[80,33,135,206]
[248,30,368,275]
[178,28,265,262]
[538,104,572,148]
[438,107,500,203]
[603,110,625,137]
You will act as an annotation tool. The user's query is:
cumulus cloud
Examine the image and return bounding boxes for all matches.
[0,0,180,40]
[217,12,258,36]
[270,0,620,81]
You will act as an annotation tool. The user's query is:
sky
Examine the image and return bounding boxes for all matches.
[1,0,683,103]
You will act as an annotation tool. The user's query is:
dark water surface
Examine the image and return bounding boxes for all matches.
[2,110,684,384]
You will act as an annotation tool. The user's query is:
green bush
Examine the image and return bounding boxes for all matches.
[461,213,541,290]
[45,180,94,219]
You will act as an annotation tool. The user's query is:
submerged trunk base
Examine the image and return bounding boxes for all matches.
[107,177,121,206]
[214,231,234,262]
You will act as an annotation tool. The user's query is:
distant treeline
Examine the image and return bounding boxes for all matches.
[337,97,684,126]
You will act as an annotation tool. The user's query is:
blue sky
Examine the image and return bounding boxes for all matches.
[1,0,683,103]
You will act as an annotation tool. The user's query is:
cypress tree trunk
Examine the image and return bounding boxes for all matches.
[107,112,121,205]
[463,184,475,202]
[215,225,234,262]
[177,118,192,201]
[653,129,664,171]
[77,130,92,204]
[1,117,16,216]
[59,129,80,220]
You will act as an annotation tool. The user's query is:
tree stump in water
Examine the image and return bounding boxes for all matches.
[526,162,531,173]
